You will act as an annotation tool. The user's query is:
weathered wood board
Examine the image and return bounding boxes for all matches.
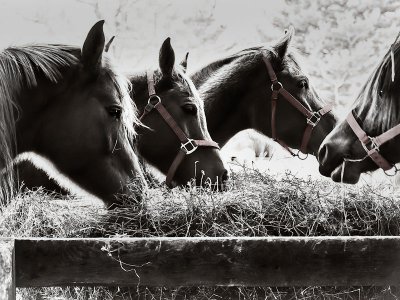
[14,236,400,287]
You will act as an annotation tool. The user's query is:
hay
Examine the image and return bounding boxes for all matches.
[98,167,400,238]
[0,188,105,238]
[16,286,400,299]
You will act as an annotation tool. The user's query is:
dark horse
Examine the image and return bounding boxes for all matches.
[0,21,144,206]
[319,33,400,183]
[187,28,336,157]
[130,38,227,189]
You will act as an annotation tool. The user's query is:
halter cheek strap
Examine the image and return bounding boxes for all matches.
[262,56,332,156]
[139,70,220,187]
[346,112,400,171]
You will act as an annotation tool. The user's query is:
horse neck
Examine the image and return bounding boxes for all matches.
[128,73,167,167]
[191,56,238,88]
[206,107,248,147]
[198,72,255,147]
[15,79,58,153]
[129,74,149,114]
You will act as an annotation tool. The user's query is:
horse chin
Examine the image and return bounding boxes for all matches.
[330,164,361,184]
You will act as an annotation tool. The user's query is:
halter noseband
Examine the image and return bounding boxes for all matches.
[262,55,332,158]
[346,111,400,175]
[139,70,220,187]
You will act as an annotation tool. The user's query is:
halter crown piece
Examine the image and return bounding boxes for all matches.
[262,55,332,158]
[139,70,220,187]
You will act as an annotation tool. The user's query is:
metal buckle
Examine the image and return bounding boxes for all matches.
[307,111,322,127]
[384,164,398,176]
[181,139,198,155]
[145,95,161,112]
[295,150,308,160]
[271,81,283,91]
[362,136,380,153]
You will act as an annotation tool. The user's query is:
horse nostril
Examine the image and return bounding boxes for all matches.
[221,169,229,183]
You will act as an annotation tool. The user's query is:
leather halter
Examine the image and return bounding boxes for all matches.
[262,55,332,156]
[346,111,400,172]
[139,70,220,187]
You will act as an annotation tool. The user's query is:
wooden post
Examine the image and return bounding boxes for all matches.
[14,236,400,287]
[0,239,15,300]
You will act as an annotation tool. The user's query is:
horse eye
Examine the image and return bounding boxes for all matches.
[379,90,384,97]
[298,79,309,89]
[106,105,122,120]
[182,103,197,115]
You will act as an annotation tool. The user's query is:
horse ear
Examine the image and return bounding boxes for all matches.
[159,37,175,77]
[274,26,295,59]
[81,20,105,72]
[105,36,115,53]
[180,52,189,73]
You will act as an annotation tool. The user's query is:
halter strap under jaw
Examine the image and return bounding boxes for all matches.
[262,55,332,158]
[346,111,400,175]
[139,70,220,187]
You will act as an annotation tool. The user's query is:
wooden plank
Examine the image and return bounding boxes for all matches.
[14,237,400,287]
[0,239,15,300]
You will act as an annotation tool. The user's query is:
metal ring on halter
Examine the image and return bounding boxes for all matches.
[148,95,161,105]
[295,150,308,160]
[271,81,283,91]
[384,164,399,176]
[145,95,161,112]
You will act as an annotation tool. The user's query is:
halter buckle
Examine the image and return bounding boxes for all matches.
[384,164,398,176]
[271,81,283,91]
[181,139,198,155]
[145,95,161,112]
[362,136,380,153]
[307,111,322,127]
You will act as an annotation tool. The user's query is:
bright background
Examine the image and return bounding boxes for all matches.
[2,0,399,108]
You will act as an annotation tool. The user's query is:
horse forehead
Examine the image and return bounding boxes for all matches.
[87,75,122,103]
[283,60,303,77]
[172,69,210,136]
[195,103,210,136]
[174,79,200,106]
[186,92,209,133]
[175,92,208,134]
[174,81,189,95]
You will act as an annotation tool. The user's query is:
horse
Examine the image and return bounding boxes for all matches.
[130,38,228,189]
[0,20,145,207]
[187,27,336,158]
[318,33,400,183]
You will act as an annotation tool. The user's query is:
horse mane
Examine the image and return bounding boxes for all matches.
[191,56,239,87]
[354,35,400,133]
[195,44,318,112]
[0,44,138,203]
[196,46,276,108]
[191,46,271,87]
